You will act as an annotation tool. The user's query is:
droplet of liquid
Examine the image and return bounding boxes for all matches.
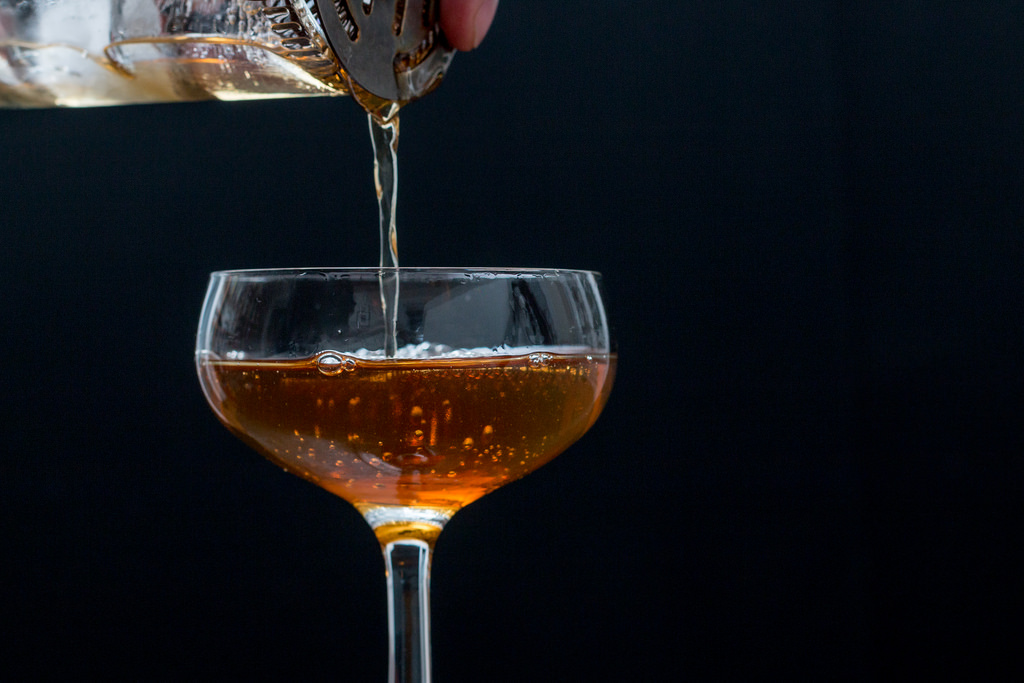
[316,352,356,376]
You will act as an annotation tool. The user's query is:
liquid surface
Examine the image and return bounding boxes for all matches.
[198,352,616,516]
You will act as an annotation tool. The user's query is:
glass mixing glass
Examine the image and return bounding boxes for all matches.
[1,0,451,110]
[195,268,616,682]
[1,0,347,107]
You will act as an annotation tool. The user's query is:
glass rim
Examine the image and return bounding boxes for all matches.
[208,266,603,278]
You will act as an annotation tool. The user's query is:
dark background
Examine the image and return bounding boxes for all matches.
[3,2,1022,680]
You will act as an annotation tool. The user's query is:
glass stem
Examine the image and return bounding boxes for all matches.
[383,539,433,683]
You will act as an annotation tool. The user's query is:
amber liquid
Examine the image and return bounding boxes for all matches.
[199,352,615,516]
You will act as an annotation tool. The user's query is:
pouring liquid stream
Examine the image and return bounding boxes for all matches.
[369,113,400,358]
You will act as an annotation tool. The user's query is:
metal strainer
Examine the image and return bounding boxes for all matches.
[315,0,454,106]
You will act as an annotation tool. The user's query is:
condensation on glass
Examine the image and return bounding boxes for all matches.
[0,0,350,107]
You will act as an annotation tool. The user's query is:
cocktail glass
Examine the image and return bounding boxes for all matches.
[195,267,615,682]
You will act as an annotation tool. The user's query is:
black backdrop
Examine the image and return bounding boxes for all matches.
[2,3,1022,680]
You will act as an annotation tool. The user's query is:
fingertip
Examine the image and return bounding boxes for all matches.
[441,0,499,52]
[471,0,499,50]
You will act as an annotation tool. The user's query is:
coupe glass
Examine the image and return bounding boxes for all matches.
[195,267,615,682]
